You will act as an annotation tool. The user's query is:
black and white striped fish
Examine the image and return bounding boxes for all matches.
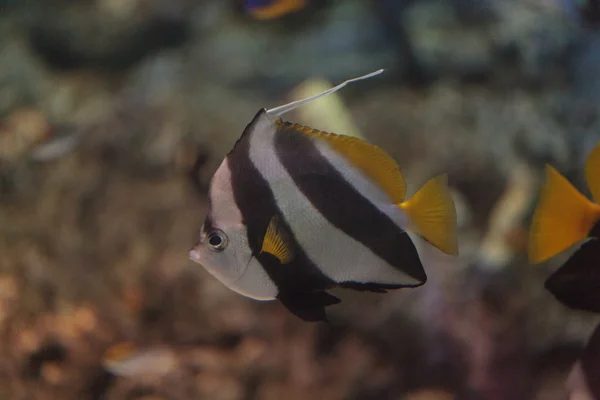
[189,70,458,322]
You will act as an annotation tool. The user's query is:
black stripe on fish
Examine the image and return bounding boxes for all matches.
[202,193,216,236]
[274,121,427,284]
[544,219,600,314]
[544,237,600,313]
[228,109,338,321]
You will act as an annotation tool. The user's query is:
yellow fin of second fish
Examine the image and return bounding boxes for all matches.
[529,165,600,264]
[585,142,600,203]
[248,0,307,20]
[280,121,407,203]
[261,216,294,264]
[398,174,458,256]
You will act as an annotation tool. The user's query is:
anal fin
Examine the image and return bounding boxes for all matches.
[277,291,341,322]
[339,281,416,293]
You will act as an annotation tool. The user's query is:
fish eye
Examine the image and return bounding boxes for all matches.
[207,230,228,252]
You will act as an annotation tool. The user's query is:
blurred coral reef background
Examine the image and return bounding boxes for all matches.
[1,0,599,399]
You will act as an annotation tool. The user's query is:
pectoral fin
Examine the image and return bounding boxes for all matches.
[261,216,295,264]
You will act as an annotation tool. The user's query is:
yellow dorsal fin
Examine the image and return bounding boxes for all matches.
[261,216,294,264]
[586,142,600,203]
[277,120,406,203]
[529,165,600,264]
[398,174,458,255]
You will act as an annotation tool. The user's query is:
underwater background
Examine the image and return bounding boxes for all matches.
[0,0,599,398]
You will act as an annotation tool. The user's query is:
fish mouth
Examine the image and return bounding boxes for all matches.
[188,242,203,264]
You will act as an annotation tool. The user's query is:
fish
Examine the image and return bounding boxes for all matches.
[528,141,600,265]
[528,142,600,400]
[243,0,308,20]
[189,69,459,322]
[102,342,178,378]
[529,142,600,313]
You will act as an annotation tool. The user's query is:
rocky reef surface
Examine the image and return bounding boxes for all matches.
[1,0,599,399]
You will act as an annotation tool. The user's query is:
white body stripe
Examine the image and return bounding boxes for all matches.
[203,159,278,300]
[248,117,420,286]
[209,158,244,226]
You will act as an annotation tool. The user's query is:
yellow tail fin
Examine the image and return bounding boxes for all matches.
[399,174,458,255]
[528,165,600,264]
[585,142,600,203]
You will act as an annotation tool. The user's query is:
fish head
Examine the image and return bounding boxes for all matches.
[189,220,253,287]
[189,157,253,288]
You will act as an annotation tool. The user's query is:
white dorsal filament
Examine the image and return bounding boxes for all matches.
[266,69,384,118]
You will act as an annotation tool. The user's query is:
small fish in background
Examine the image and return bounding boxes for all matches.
[189,69,459,322]
[243,0,309,20]
[559,0,600,28]
[101,341,178,378]
[477,162,537,271]
[0,107,81,166]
